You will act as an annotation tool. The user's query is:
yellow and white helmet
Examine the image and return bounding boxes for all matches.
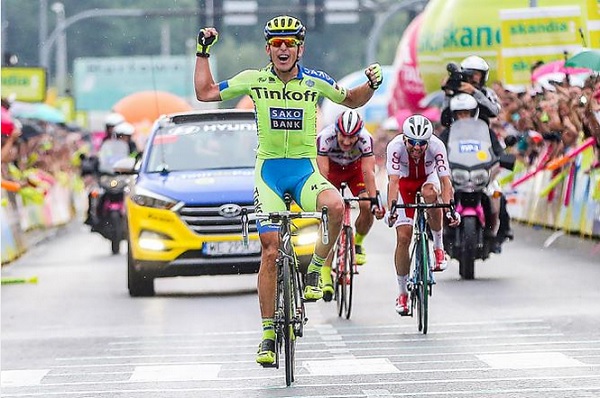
[264,15,306,41]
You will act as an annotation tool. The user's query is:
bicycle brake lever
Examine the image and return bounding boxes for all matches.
[240,208,249,247]
[321,206,329,245]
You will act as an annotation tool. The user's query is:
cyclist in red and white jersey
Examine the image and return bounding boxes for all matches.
[316,110,385,300]
[385,114,460,315]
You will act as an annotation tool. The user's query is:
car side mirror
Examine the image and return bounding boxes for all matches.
[499,153,516,170]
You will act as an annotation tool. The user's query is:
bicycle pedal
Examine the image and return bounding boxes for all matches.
[303,297,319,303]
[259,362,278,368]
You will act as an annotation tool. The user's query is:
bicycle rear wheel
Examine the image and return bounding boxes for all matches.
[282,256,295,386]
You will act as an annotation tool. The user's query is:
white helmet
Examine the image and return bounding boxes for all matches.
[402,114,433,141]
[450,93,479,119]
[460,55,489,84]
[113,122,135,136]
[105,112,125,128]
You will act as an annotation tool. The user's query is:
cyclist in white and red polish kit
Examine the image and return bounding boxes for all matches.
[385,114,460,315]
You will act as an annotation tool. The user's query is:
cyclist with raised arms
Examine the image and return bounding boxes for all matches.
[316,110,385,300]
[385,115,460,315]
[194,15,383,366]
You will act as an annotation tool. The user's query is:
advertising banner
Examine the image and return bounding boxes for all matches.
[73,56,197,111]
[585,0,600,47]
[499,6,585,85]
[417,0,593,93]
[1,67,47,103]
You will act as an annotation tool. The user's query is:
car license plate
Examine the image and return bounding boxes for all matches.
[203,240,261,255]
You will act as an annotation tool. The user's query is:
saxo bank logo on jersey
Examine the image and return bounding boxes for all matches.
[270,108,304,130]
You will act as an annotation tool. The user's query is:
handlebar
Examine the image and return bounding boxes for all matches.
[388,197,456,227]
[339,183,384,214]
[240,206,330,246]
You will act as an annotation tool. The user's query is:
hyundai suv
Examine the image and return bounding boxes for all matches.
[123,109,318,296]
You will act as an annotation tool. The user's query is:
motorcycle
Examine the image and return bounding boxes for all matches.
[89,139,131,254]
[443,118,515,279]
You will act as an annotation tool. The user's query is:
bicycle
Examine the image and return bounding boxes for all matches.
[241,193,328,386]
[389,192,454,334]
[332,182,383,319]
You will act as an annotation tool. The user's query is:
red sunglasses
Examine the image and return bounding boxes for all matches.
[267,38,302,48]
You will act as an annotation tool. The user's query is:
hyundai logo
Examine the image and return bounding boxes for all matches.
[218,204,242,218]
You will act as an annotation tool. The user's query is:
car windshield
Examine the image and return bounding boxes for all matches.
[145,119,258,172]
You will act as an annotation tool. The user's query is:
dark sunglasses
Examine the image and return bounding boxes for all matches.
[267,38,302,48]
[406,138,428,147]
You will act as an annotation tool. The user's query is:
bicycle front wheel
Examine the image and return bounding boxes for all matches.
[282,256,296,386]
[344,226,355,319]
[335,227,353,318]
[416,236,429,334]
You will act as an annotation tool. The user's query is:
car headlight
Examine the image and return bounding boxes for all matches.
[130,186,182,210]
[470,169,490,186]
[294,225,319,246]
[452,169,470,185]
[138,230,171,251]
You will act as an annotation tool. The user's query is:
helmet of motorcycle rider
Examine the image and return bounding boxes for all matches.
[335,110,364,137]
[104,112,125,129]
[402,114,434,141]
[264,15,306,41]
[450,93,480,120]
[460,55,489,85]
[113,122,135,137]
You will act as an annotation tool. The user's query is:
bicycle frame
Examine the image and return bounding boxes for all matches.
[241,194,328,386]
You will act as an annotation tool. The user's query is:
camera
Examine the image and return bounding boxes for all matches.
[442,62,473,94]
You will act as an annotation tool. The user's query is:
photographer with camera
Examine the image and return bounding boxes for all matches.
[441,55,501,128]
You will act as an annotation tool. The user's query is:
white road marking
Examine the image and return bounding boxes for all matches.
[477,352,584,369]
[55,339,600,361]
[129,364,221,382]
[1,375,600,396]
[364,389,393,397]
[304,358,400,376]
[106,324,553,345]
[0,370,49,387]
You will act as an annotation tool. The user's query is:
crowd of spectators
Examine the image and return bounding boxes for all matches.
[1,98,89,208]
[490,74,600,169]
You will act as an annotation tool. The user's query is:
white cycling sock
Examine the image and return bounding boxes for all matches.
[397,274,408,295]
[432,229,444,250]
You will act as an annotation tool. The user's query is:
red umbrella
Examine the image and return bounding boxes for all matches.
[531,60,590,82]
[1,106,15,136]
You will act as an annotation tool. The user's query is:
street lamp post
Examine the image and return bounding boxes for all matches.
[51,2,67,96]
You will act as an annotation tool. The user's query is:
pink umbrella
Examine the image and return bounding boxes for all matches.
[1,106,15,136]
[531,60,590,82]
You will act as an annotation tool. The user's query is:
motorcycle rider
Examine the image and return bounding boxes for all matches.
[386,115,461,315]
[438,93,513,252]
[440,55,501,128]
[316,110,385,301]
[84,112,126,226]
[112,121,138,157]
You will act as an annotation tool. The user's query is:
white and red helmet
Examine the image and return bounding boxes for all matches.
[335,110,364,137]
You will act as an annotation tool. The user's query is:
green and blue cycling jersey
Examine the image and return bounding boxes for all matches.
[218,63,348,230]
[218,63,347,159]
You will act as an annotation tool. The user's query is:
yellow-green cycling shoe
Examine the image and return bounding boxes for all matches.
[304,271,323,301]
[321,266,334,302]
[355,245,367,265]
[256,339,276,366]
